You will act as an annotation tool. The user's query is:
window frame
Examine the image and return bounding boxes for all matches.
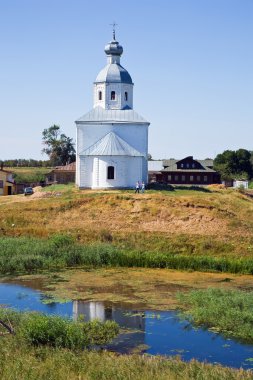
[107,166,115,180]
[111,91,116,101]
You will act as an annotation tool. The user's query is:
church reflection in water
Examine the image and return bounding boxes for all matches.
[73,301,146,353]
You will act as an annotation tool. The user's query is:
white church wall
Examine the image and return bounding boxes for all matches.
[77,156,143,189]
[142,156,148,183]
[76,123,148,157]
[79,156,93,188]
[93,83,106,109]
[121,84,133,109]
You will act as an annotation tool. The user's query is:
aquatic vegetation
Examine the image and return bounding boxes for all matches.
[178,288,253,342]
[0,308,119,349]
[1,235,253,275]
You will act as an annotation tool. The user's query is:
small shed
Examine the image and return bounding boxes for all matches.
[45,162,76,185]
[233,180,249,189]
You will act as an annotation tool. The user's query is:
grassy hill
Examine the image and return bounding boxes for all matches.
[0,185,253,267]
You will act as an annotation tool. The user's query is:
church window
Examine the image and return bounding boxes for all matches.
[167,175,171,181]
[111,91,116,100]
[107,166,115,180]
[192,163,195,168]
[0,180,3,188]
[181,175,186,181]
[124,92,128,101]
[181,163,184,168]
[190,175,194,182]
[197,175,201,181]
[98,91,102,100]
[175,175,179,181]
[204,175,208,182]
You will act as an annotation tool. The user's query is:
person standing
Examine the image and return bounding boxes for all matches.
[135,181,140,193]
[141,182,145,193]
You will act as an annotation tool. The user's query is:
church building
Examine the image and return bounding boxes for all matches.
[75,31,150,189]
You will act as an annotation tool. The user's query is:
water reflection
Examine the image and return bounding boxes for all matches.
[73,301,146,352]
[1,282,253,369]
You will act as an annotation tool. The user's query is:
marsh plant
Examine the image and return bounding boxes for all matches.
[1,235,253,275]
[178,288,253,342]
[0,308,119,349]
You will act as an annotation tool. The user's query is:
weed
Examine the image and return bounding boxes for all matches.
[178,288,253,342]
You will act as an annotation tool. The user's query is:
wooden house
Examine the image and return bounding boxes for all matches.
[45,162,76,185]
[0,168,15,195]
[149,156,220,185]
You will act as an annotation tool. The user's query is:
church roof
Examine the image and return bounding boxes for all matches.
[79,132,144,157]
[76,106,149,124]
[95,63,133,84]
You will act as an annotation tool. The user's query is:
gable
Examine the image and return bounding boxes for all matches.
[176,156,203,170]
[79,131,144,157]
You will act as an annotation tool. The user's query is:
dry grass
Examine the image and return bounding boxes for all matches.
[0,186,253,253]
[0,186,253,257]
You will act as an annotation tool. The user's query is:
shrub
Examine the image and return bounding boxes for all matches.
[50,234,74,248]
[0,309,119,350]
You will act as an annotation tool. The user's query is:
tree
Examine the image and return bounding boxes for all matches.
[214,149,253,180]
[42,125,75,166]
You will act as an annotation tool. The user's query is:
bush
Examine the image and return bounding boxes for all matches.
[0,309,119,350]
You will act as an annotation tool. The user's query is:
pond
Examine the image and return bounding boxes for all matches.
[0,282,253,369]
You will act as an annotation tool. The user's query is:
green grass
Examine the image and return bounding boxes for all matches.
[10,167,51,184]
[1,235,253,275]
[41,183,75,192]
[0,308,118,349]
[0,336,251,380]
[178,288,253,343]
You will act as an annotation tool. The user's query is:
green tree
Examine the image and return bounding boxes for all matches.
[214,149,253,180]
[42,125,75,166]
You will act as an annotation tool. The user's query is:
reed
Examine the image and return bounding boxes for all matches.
[1,235,253,275]
[178,288,253,342]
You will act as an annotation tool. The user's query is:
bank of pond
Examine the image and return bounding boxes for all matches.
[1,235,253,275]
[0,281,253,376]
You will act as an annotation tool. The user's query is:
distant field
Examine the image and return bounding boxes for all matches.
[9,167,52,175]
[7,166,52,184]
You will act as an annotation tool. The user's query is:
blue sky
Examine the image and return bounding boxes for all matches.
[0,0,252,160]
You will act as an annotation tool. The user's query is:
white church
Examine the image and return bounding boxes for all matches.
[75,31,150,189]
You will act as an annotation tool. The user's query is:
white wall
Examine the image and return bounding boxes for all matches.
[93,83,133,110]
[78,155,144,188]
[76,123,148,158]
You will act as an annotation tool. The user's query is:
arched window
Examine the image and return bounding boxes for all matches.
[111,91,116,100]
[124,91,128,101]
[98,91,102,100]
[107,166,115,180]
